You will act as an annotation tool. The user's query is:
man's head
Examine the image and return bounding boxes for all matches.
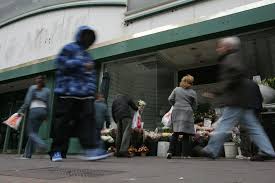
[216,36,241,56]
[76,26,96,49]
[35,75,46,88]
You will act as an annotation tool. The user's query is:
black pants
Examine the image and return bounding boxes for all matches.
[168,132,192,156]
[51,97,96,153]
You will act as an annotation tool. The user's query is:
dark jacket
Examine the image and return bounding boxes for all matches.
[245,80,263,112]
[94,100,111,129]
[214,50,255,108]
[111,95,138,123]
[54,26,97,97]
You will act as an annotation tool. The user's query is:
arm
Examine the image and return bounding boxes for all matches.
[56,45,86,71]
[18,86,34,114]
[168,89,176,105]
[46,88,51,114]
[128,97,138,111]
[192,92,198,111]
[111,103,117,123]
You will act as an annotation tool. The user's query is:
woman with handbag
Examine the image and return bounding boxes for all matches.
[18,75,50,159]
[166,74,197,159]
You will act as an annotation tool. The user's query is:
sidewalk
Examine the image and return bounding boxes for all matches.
[0,154,274,183]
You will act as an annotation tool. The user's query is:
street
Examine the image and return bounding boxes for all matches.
[0,155,274,183]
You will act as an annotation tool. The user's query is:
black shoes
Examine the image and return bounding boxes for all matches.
[193,146,216,159]
[250,154,274,161]
[166,153,172,159]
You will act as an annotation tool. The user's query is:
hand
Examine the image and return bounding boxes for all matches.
[84,62,94,71]
[17,113,24,117]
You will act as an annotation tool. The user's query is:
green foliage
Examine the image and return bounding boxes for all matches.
[262,77,275,89]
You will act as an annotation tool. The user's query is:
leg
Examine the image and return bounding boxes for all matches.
[204,107,242,157]
[240,109,275,157]
[116,120,123,154]
[182,133,192,157]
[119,118,132,154]
[77,98,97,149]
[28,108,47,148]
[167,132,179,154]
[51,97,75,154]
[23,137,34,158]
[24,108,47,158]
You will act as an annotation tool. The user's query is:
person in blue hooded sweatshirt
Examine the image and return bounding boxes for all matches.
[50,26,112,162]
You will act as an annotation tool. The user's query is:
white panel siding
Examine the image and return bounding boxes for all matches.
[124,0,267,35]
[0,6,125,70]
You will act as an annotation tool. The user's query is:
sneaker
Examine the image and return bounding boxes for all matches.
[193,146,215,159]
[166,153,172,159]
[80,148,113,161]
[51,152,63,162]
[17,155,31,160]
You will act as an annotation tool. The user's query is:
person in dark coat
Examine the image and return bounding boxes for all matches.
[239,80,263,156]
[94,93,111,148]
[112,94,138,157]
[200,36,275,161]
[166,74,197,159]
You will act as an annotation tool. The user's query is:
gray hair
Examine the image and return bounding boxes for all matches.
[219,36,241,50]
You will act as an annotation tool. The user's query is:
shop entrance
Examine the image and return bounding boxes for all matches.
[102,27,275,130]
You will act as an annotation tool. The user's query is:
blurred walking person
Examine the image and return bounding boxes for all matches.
[50,26,111,162]
[166,75,197,159]
[18,75,50,159]
[200,37,275,161]
[112,94,138,157]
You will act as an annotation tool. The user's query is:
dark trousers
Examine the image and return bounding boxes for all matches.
[116,118,132,154]
[51,97,96,153]
[168,132,192,156]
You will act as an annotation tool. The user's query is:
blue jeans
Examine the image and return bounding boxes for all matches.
[24,108,47,158]
[204,107,275,158]
[96,128,105,149]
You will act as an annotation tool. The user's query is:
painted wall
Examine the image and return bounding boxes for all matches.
[0,0,273,71]
[124,0,267,35]
[0,6,125,70]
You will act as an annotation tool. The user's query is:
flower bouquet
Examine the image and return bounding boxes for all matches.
[128,146,137,157]
[144,130,161,141]
[107,146,116,153]
[138,145,149,157]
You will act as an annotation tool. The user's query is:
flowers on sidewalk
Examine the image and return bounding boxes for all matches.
[138,145,149,153]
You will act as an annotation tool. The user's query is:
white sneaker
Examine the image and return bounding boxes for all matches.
[79,149,113,161]
[51,152,63,162]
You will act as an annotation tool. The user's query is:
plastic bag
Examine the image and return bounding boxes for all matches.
[2,113,23,130]
[161,106,173,127]
[132,111,143,129]
[258,84,275,104]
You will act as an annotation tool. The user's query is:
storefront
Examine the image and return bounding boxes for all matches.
[103,26,275,128]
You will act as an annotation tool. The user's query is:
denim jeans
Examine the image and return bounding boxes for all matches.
[24,108,47,158]
[204,107,275,158]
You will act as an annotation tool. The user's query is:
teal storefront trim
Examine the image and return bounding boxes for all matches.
[0,3,275,82]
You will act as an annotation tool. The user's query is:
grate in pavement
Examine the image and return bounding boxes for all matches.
[0,167,125,180]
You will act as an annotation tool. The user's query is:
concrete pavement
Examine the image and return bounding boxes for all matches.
[0,154,274,183]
